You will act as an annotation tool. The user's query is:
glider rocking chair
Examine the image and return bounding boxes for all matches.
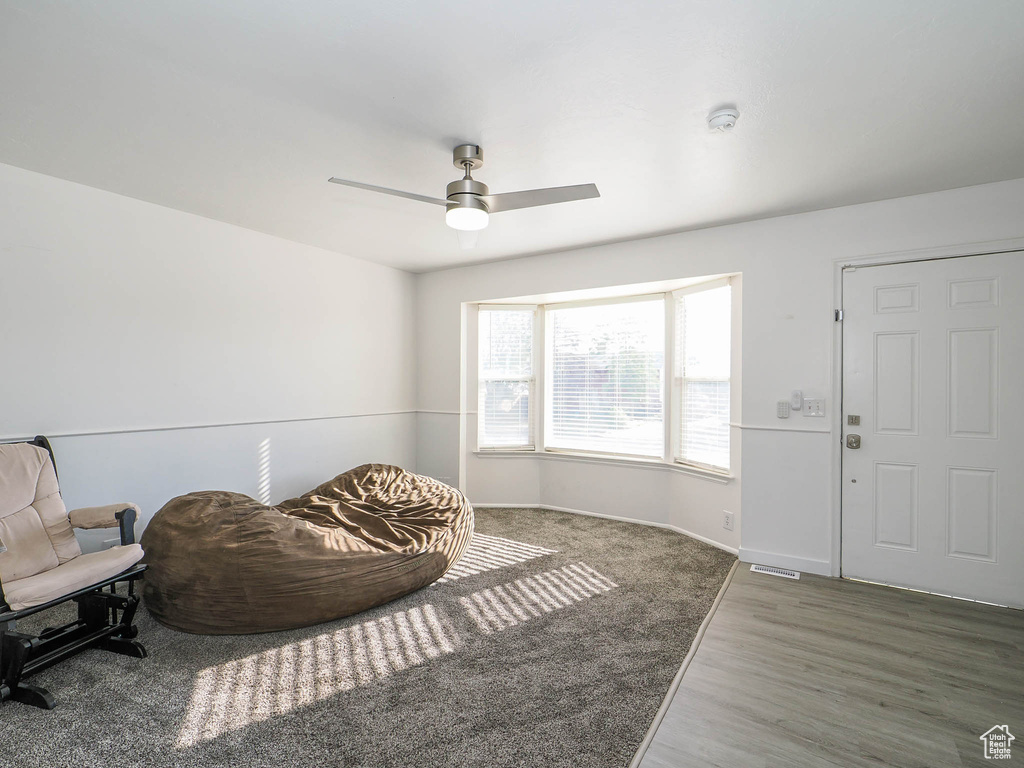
[0,436,147,709]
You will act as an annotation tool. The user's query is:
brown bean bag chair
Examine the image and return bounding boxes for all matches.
[140,464,474,634]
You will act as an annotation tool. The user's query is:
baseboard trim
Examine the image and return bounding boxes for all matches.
[475,503,739,556]
[738,547,831,576]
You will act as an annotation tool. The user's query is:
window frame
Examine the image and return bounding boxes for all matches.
[543,292,668,460]
[672,278,732,474]
[476,304,538,452]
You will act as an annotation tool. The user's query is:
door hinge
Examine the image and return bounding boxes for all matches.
[835,309,844,321]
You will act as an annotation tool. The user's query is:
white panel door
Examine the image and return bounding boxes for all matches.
[842,252,1024,607]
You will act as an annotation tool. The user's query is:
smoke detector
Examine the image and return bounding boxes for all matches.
[708,108,739,131]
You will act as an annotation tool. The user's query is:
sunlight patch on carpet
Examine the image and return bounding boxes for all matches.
[460,562,618,634]
[176,604,460,747]
[434,533,557,584]
[175,559,617,748]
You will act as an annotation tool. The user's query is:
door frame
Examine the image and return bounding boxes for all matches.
[830,236,1024,578]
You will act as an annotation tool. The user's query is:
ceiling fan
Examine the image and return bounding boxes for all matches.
[328,144,600,234]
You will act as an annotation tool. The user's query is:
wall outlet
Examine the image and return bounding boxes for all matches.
[723,511,735,531]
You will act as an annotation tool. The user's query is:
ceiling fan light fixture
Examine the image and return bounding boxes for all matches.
[456,229,481,250]
[445,198,489,231]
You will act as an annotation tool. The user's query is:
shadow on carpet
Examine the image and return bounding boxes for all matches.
[1,507,736,768]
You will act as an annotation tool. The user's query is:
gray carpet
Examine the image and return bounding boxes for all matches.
[1,507,736,768]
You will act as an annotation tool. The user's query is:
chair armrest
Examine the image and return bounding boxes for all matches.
[68,504,141,545]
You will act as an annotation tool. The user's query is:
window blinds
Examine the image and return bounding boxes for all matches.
[547,299,665,457]
[478,308,534,448]
[675,284,731,470]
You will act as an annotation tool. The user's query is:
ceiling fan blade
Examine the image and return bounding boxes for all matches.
[328,177,448,206]
[481,183,599,214]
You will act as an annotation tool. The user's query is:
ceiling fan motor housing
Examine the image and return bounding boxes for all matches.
[446,177,489,212]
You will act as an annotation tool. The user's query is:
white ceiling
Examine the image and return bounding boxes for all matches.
[2,2,1023,272]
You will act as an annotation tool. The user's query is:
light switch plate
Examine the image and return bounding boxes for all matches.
[803,398,825,417]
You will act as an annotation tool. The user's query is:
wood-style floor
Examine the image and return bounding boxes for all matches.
[639,566,1024,768]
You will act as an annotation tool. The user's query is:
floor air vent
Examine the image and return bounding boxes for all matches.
[750,564,800,580]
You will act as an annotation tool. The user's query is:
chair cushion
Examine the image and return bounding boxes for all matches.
[0,507,59,581]
[2,543,144,610]
[0,444,81,584]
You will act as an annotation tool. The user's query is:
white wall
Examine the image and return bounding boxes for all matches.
[7,160,1023,572]
[0,162,417,547]
[415,177,1024,574]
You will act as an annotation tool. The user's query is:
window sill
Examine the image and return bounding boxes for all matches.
[472,449,734,484]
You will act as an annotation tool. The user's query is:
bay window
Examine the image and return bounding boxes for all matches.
[476,278,732,474]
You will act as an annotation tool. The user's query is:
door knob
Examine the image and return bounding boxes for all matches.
[846,434,861,449]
